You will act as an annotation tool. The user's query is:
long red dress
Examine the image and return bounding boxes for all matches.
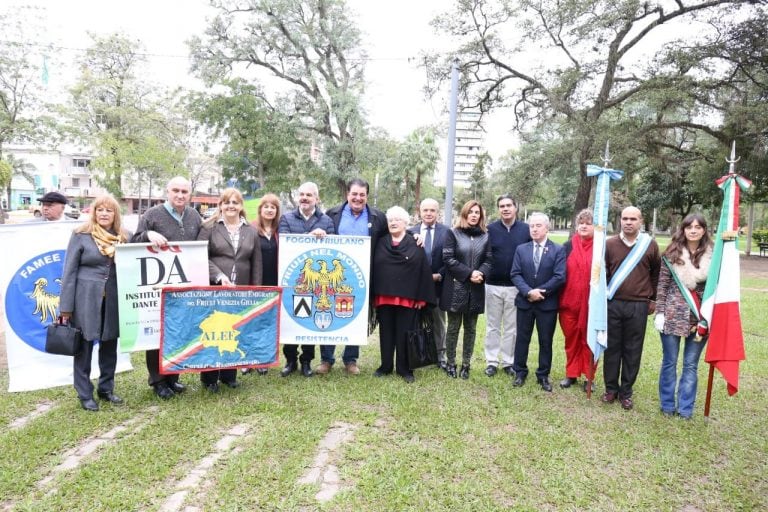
[559,234,594,379]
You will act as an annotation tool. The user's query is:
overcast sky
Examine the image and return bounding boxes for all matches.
[8,0,514,160]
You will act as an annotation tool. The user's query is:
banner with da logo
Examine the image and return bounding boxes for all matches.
[116,242,210,352]
[160,286,281,373]
[278,234,370,346]
[0,222,132,392]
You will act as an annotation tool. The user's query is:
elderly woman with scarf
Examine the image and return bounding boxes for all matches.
[60,194,130,411]
[558,209,596,391]
[372,206,436,383]
[655,213,712,419]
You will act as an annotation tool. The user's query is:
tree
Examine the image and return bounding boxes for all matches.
[429,0,759,213]
[0,7,48,215]
[189,79,310,197]
[66,34,186,197]
[381,127,440,214]
[189,0,368,199]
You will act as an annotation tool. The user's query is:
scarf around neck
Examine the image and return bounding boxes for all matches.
[91,224,121,257]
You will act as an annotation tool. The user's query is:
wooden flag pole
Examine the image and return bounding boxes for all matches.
[703,364,715,418]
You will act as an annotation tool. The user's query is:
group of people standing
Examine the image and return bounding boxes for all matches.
[54,175,714,419]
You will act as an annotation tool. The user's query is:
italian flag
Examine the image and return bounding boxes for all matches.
[700,172,751,396]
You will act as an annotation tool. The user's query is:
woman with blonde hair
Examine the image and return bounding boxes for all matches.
[197,188,263,391]
[60,194,130,411]
[440,200,492,379]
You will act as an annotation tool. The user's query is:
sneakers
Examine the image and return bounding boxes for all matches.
[315,361,332,375]
[345,362,360,375]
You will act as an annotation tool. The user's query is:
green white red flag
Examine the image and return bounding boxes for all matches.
[700,167,751,396]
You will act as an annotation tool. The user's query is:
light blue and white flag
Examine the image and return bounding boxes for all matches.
[586,163,623,364]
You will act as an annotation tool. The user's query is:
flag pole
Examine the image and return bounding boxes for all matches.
[704,364,715,418]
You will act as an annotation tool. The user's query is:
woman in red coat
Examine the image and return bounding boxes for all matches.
[558,209,595,390]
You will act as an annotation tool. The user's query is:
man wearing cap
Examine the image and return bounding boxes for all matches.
[33,191,69,222]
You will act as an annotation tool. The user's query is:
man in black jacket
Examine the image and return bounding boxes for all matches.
[317,178,388,375]
[407,198,449,369]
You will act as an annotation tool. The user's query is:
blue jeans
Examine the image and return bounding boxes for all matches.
[319,344,359,365]
[659,333,707,418]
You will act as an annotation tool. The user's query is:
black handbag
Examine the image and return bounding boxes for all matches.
[406,309,438,370]
[45,318,84,356]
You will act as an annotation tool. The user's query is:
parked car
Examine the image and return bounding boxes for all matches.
[29,203,81,219]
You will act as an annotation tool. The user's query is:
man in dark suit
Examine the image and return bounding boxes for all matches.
[510,212,566,392]
[407,198,449,369]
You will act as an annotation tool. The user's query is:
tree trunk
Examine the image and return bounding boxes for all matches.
[574,157,592,215]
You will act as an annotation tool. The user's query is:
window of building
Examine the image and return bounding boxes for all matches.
[72,177,80,187]
[72,158,91,168]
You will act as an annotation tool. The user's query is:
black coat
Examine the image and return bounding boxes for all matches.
[440,227,492,314]
[372,233,436,306]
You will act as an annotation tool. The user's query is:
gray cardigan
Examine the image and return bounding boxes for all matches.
[197,221,263,285]
[59,232,125,341]
[131,204,202,243]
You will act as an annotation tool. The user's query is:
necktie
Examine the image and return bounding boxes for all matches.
[425,225,433,265]
[533,243,541,271]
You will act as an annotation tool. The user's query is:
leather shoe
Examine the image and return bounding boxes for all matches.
[502,366,515,376]
[256,368,268,375]
[280,361,297,377]
[559,377,577,389]
[438,361,448,371]
[315,361,332,374]
[154,383,174,400]
[513,375,526,387]
[345,362,360,375]
[459,364,470,380]
[97,391,124,405]
[300,361,313,377]
[484,365,497,377]
[80,398,99,411]
[222,380,240,389]
[170,381,186,393]
[205,383,220,393]
[620,396,633,410]
[401,373,415,384]
[601,391,617,404]
[446,364,457,378]
[373,368,390,377]
[538,377,553,392]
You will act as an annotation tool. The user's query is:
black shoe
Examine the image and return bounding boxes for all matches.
[513,374,526,387]
[538,377,553,392]
[438,361,448,371]
[582,380,595,393]
[154,383,174,400]
[402,373,415,384]
[300,361,313,377]
[460,364,470,380]
[484,365,497,377]
[169,381,186,393]
[80,398,99,411]
[97,391,124,405]
[241,368,254,375]
[373,368,391,377]
[205,383,220,393]
[560,377,577,389]
[502,366,515,376]
[256,368,268,375]
[446,364,458,378]
[280,361,298,377]
[222,380,240,389]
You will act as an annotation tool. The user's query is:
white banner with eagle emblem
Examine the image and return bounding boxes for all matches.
[278,234,371,346]
[0,222,132,392]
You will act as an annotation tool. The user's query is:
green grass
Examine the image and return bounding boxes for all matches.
[1,279,766,511]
